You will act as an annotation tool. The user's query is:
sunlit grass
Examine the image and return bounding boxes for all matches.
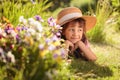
[67,41,120,80]
[0,0,52,25]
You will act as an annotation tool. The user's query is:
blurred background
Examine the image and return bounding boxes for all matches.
[0,0,120,80]
[0,0,120,44]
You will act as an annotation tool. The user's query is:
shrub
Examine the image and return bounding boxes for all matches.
[87,0,112,43]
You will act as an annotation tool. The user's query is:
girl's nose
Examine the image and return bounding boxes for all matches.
[73,30,78,36]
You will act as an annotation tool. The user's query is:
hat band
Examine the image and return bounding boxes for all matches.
[59,12,82,25]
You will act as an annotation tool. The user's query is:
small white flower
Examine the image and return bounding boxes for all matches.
[7,51,15,63]
[0,28,6,37]
[3,33,6,37]
[31,0,36,4]
[7,30,17,37]
[0,48,6,63]
[28,18,35,26]
[23,19,27,24]
[39,44,44,50]
[28,18,43,32]
[48,45,56,51]
[55,25,62,29]
[19,16,24,22]
[27,28,36,35]
[45,38,51,44]
[0,48,5,59]
[11,30,17,37]
[36,33,42,40]
[40,19,44,22]
[19,16,27,24]
[35,21,43,32]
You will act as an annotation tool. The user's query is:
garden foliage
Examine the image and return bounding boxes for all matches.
[0,15,68,80]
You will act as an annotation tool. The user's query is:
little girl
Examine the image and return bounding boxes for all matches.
[57,7,97,61]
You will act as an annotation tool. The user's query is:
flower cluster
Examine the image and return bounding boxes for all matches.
[0,23,17,63]
[0,15,67,79]
[0,15,66,63]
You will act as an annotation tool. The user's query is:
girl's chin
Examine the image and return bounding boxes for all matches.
[71,40,79,44]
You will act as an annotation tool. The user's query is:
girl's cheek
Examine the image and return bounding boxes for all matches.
[80,35,83,39]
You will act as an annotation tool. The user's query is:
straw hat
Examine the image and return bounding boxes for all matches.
[56,7,97,31]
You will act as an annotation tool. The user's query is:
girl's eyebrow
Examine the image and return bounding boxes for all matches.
[79,25,83,28]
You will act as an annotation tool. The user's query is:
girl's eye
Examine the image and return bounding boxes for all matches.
[78,29,82,32]
[69,29,74,31]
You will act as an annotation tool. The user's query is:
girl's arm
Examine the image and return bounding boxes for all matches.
[76,41,97,61]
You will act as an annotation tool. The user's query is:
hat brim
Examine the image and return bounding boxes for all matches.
[59,16,97,31]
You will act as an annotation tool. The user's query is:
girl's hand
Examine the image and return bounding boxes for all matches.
[74,41,83,50]
[64,40,74,52]
[75,40,84,46]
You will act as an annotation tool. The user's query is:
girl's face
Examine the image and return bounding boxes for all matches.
[63,21,83,44]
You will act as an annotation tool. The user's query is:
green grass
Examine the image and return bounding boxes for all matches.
[66,41,120,80]
[0,0,52,25]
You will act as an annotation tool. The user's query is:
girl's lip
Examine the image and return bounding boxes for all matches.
[71,38,79,39]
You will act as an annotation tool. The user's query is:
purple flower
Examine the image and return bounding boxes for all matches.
[47,17,53,22]
[16,34,21,43]
[16,26,21,31]
[16,34,19,40]
[45,38,51,44]
[53,53,58,58]
[4,26,13,34]
[35,15,41,20]
[34,15,44,22]
[60,48,66,59]
[56,25,61,29]
[56,32,61,37]
[50,22,56,27]
[51,35,59,41]
[21,26,28,31]
[47,17,56,27]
